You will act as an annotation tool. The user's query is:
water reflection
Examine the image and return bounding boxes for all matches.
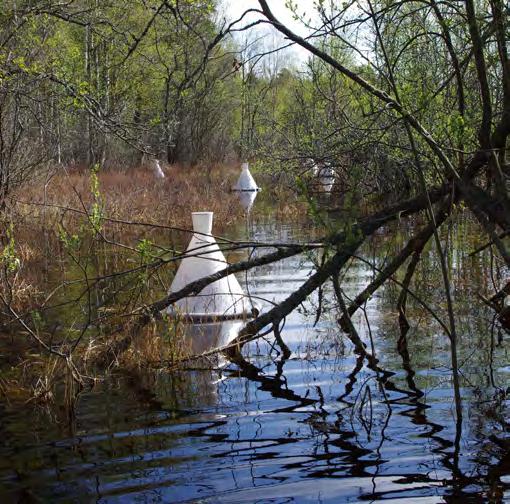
[0,216,509,502]
[237,189,258,213]
[184,319,244,368]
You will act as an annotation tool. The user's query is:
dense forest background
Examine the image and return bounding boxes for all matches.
[3,0,506,203]
[1,0,314,186]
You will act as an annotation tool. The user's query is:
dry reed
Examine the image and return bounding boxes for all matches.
[0,161,307,405]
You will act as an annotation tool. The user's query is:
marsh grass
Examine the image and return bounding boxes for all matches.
[0,161,307,405]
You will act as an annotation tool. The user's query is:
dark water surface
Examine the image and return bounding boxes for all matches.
[1,205,510,503]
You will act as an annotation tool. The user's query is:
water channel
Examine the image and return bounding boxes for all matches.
[1,193,509,503]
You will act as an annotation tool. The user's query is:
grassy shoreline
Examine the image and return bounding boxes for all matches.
[0,162,307,405]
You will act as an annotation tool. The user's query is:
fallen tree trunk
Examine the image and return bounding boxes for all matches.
[99,183,453,364]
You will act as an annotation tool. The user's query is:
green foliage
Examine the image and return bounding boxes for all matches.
[136,239,157,286]
[0,0,241,169]
[1,223,20,273]
[136,239,154,265]
[30,309,44,333]
[0,0,502,204]
[57,164,104,250]
[89,164,104,234]
[58,226,81,251]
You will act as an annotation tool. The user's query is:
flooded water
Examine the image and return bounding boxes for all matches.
[1,199,509,503]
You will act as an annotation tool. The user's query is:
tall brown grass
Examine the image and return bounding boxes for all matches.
[16,162,242,232]
[0,161,307,406]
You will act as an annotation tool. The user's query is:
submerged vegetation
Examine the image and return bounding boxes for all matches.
[0,0,509,501]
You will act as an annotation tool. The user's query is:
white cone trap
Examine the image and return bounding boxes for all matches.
[318,165,335,192]
[153,159,165,179]
[237,190,257,212]
[167,212,250,319]
[233,162,259,191]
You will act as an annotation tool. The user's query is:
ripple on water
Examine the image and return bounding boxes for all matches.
[0,218,508,502]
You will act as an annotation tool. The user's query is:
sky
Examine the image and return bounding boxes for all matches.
[219,0,317,65]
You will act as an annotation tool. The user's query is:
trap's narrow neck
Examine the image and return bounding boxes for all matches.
[192,212,213,235]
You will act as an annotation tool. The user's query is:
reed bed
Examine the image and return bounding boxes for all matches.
[0,161,307,405]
